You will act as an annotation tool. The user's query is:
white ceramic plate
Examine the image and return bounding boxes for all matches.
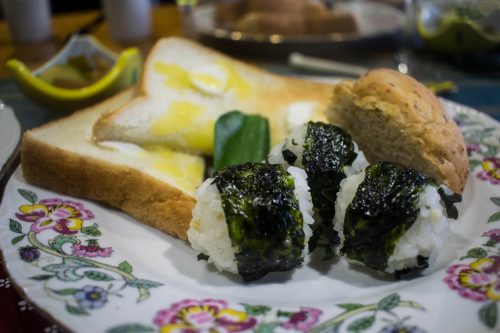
[0,101,21,177]
[0,100,499,333]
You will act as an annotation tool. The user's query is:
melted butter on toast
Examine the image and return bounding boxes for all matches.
[98,140,205,194]
[151,101,214,154]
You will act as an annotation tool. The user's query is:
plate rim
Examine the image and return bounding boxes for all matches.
[0,97,499,333]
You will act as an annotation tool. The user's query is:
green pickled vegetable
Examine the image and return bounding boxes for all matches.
[213,162,305,282]
[214,111,270,171]
[38,53,112,89]
[341,162,429,272]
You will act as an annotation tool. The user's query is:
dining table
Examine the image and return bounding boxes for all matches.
[0,2,499,333]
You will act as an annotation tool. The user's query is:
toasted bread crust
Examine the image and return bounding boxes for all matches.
[328,68,469,193]
[21,135,194,240]
[21,89,196,240]
[92,95,150,144]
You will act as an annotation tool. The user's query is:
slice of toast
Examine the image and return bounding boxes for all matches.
[21,88,204,240]
[92,37,333,155]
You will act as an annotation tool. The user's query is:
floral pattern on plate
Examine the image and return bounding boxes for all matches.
[7,189,163,315]
[444,197,500,330]
[454,112,500,185]
[0,99,499,333]
[107,293,425,333]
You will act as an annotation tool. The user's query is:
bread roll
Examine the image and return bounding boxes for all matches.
[306,12,359,34]
[234,12,306,35]
[327,68,468,193]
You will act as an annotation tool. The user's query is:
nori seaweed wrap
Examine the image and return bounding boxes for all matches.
[187,162,314,282]
[268,121,368,253]
[334,161,461,276]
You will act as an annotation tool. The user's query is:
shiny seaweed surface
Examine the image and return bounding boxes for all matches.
[213,162,305,282]
[302,122,358,251]
[341,162,429,272]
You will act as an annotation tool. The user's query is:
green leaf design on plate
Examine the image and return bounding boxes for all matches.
[49,235,80,254]
[106,323,155,333]
[18,189,37,204]
[11,234,25,245]
[81,223,102,237]
[484,238,497,247]
[479,302,497,329]
[84,270,115,281]
[30,274,54,281]
[488,212,500,223]
[128,279,163,289]
[241,303,271,316]
[9,219,22,234]
[491,197,500,206]
[43,258,94,282]
[337,303,365,311]
[469,159,482,170]
[255,322,281,333]
[276,310,294,318]
[347,315,375,332]
[378,293,401,311]
[460,247,488,260]
[52,288,79,295]
[66,303,89,315]
[137,288,151,303]
[118,261,133,274]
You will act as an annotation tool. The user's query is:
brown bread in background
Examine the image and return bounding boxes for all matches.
[215,0,359,36]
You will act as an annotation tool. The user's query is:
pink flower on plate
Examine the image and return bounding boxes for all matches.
[281,307,322,332]
[15,198,94,234]
[477,157,500,185]
[153,299,257,333]
[467,143,482,154]
[72,239,112,258]
[444,256,500,302]
[483,229,500,243]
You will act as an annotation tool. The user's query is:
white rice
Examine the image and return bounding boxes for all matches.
[187,166,314,274]
[333,171,367,247]
[268,124,306,166]
[333,172,451,274]
[187,179,238,273]
[386,184,450,273]
[344,143,369,176]
[287,166,315,258]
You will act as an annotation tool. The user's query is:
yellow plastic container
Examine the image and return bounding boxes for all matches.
[7,35,142,111]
